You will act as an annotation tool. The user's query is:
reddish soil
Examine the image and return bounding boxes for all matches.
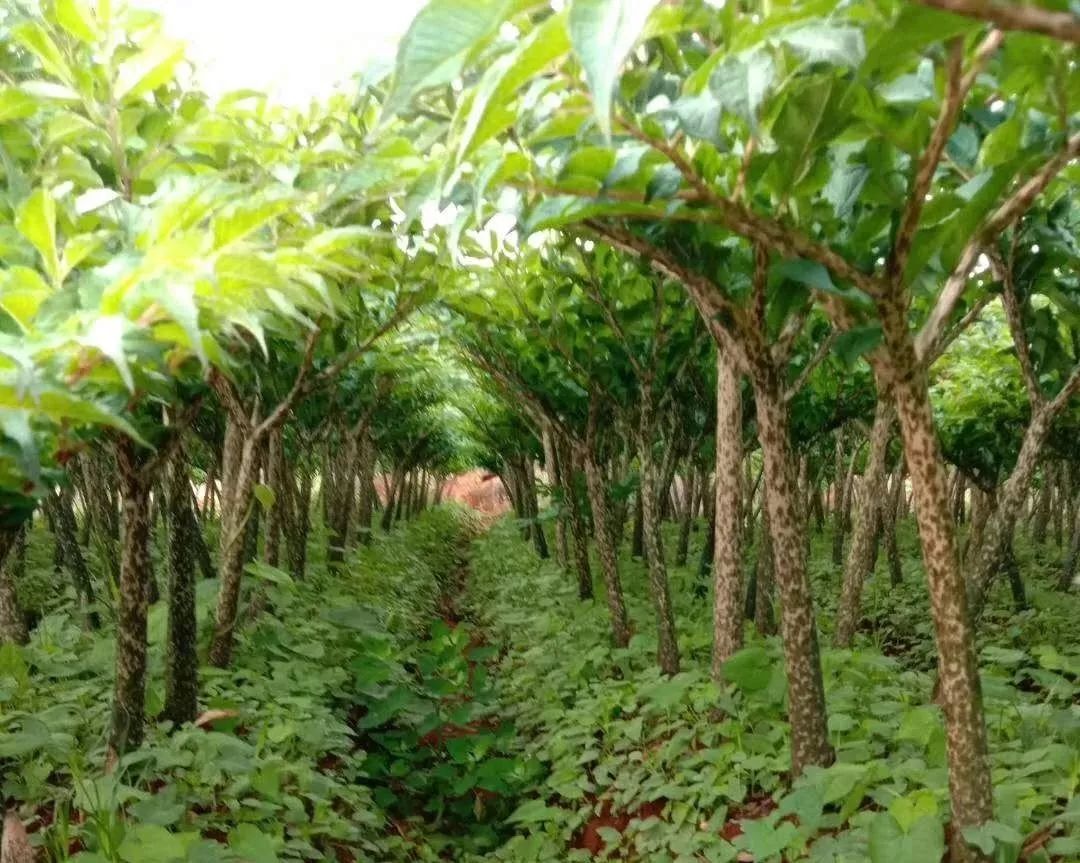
[572,798,667,856]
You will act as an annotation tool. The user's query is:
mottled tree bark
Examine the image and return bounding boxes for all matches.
[355,431,376,545]
[559,438,594,600]
[582,444,630,649]
[638,395,680,676]
[47,490,100,629]
[263,428,285,567]
[712,347,744,674]
[884,466,905,586]
[110,438,155,754]
[1059,501,1080,590]
[0,525,27,645]
[286,465,313,580]
[878,294,992,858]
[675,465,696,567]
[542,426,569,570]
[750,362,833,775]
[1032,472,1051,544]
[834,401,893,648]
[163,448,199,727]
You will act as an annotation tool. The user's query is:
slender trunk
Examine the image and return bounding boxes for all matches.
[48,490,100,629]
[630,489,644,558]
[638,392,680,676]
[381,465,404,532]
[1032,472,1051,544]
[264,428,284,567]
[750,363,833,775]
[0,525,27,645]
[834,401,893,648]
[675,465,696,567]
[287,466,313,580]
[163,447,199,727]
[696,475,717,595]
[968,403,1061,617]
[525,462,549,559]
[582,447,631,648]
[712,346,744,674]
[355,432,376,545]
[1001,530,1027,612]
[543,426,569,570]
[879,296,992,858]
[109,439,154,755]
[885,465,905,586]
[560,438,594,600]
[751,510,775,636]
[209,428,260,668]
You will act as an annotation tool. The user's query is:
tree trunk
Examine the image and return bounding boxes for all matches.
[750,362,833,775]
[109,438,154,755]
[638,395,680,676]
[1032,472,1051,544]
[1059,500,1080,590]
[355,431,376,545]
[163,447,199,727]
[543,426,569,570]
[751,510,775,636]
[48,489,100,629]
[559,438,594,600]
[834,401,893,648]
[525,462,549,559]
[1001,530,1027,612]
[0,525,27,645]
[582,447,631,648]
[968,403,1063,617]
[287,466,313,580]
[878,296,992,859]
[675,465,696,567]
[263,428,285,567]
[696,474,717,596]
[885,465,905,586]
[381,464,404,532]
[630,489,644,558]
[712,346,744,674]
[209,423,261,668]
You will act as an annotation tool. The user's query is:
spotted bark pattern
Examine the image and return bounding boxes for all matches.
[712,346,744,675]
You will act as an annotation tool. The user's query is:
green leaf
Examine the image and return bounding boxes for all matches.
[978,115,1023,169]
[455,12,571,161]
[54,0,102,42]
[386,0,511,119]
[869,813,945,863]
[0,266,53,330]
[707,51,776,130]
[253,483,276,509]
[244,560,295,587]
[721,646,773,692]
[227,825,278,863]
[507,798,563,824]
[12,21,75,83]
[569,0,662,139]
[114,36,185,100]
[832,326,882,368]
[118,825,191,863]
[16,189,60,285]
[0,87,40,122]
[773,258,834,294]
[778,24,865,67]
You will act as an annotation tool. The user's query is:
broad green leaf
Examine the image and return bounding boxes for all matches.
[777,24,865,67]
[385,0,511,118]
[228,824,278,863]
[16,189,61,285]
[0,410,39,484]
[455,12,571,161]
[507,798,563,824]
[868,813,945,863]
[75,188,122,216]
[244,560,294,587]
[832,325,882,368]
[707,50,776,130]
[720,646,772,692]
[0,267,53,330]
[12,21,75,83]
[114,36,185,100]
[0,385,141,442]
[118,824,189,863]
[213,194,293,248]
[0,87,40,122]
[253,483,276,508]
[54,0,102,42]
[570,0,660,140]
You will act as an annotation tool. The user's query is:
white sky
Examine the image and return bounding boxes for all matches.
[141,1,427,104]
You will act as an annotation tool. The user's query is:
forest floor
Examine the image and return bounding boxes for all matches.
[2,508,1079,863]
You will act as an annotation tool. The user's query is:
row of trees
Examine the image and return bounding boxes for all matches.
[0,1,470,766]
[384,1,1080,860]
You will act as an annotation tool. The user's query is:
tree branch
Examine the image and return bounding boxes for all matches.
[916,0,1080,44]
[785,330,838,403]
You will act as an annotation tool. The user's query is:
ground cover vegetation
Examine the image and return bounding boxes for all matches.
[0,0,1079,861]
